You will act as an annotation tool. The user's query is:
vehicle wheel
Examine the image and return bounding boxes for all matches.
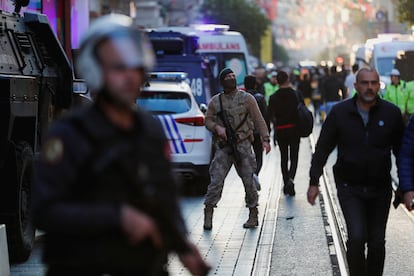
[6,141,35,262]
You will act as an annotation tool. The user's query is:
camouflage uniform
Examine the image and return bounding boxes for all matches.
[204,90,269,208]
[205,139,258,207]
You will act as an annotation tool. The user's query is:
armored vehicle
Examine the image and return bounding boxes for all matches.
[0,1,73,261]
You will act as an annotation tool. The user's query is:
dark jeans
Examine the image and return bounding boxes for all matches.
[276,128,300,184]
[337,182,392,276]
[252,133,263,174]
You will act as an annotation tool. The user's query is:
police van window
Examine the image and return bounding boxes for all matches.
[377,57,396,76]
[138,91,191,114]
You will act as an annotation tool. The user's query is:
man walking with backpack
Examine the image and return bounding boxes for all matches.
[267,71,303,196]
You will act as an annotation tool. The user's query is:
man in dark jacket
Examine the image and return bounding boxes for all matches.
[267,71,302,196]
[322,66,346,115]
[244,75,267,175]
[33,14,209,276]
[307,68,404,276]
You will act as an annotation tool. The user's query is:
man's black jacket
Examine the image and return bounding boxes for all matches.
[33,103,189,272]
[310,96,405,187]
[322,75,346,102]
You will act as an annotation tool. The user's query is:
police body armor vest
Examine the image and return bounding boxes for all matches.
[213,90,254,141]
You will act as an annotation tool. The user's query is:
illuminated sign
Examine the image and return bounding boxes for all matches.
[199,42,241,51]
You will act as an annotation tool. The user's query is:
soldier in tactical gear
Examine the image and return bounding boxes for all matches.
[33,14,210,276]
[203,68,271,230]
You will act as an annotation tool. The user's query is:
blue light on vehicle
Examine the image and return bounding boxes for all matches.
[148,72,188,82]
[191,24,229,32]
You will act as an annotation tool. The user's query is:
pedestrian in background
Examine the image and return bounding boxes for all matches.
[244,75,268,178]
[203,68,271,230]
[344,63,359,99]
[263,71,279,146]
[383,68,412,123]
[321,66,346,116]
[297,73,313,107]
[264,71,279,105]
[33,14,210,276]
[307,68,404,276]
[267,71,302,196]
[253,65,268,95]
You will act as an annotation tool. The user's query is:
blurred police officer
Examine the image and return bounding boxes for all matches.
[307,68,404,276]
[33,14,210,276]
[383,68,412,122]
[203,68,271,230]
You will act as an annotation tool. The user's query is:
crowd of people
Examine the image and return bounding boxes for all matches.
[234,63,414,276]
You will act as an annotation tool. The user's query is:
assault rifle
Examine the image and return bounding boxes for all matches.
[217,94,247,164]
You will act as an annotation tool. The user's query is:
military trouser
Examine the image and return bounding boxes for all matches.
[204,139,258,208]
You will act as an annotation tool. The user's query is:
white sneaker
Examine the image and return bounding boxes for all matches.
[253,173,261,191]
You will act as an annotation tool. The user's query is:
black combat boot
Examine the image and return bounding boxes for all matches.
[203,206,214,230]
[243,207,258,228]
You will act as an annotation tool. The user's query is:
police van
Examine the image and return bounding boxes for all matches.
[363,35,414,88]
[137,72,212,194]
[155,24,251,90]
[147,30,216,106]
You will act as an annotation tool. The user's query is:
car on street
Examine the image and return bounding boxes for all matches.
[137,72,212,194]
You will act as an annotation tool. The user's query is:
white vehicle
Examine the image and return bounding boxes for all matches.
[350,43,366,69]
[137,72,212,194]
[155,24,251,89]
[364,35,414,87]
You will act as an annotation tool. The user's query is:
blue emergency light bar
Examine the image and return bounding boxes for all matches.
[148,72,188,82]
[191,24,230,32]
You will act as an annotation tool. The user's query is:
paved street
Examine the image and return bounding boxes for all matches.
[10,125,414,275]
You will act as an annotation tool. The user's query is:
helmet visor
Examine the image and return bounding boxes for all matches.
[100,31,155,71]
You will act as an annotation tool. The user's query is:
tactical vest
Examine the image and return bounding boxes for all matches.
[212,90,254,141]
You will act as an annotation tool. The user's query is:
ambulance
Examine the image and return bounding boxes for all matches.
[364,35,414,87]
[156,24,252,91]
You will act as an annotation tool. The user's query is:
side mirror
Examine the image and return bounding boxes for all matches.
[199,103,208,114]
[72,79,93,107]
[73,79,88,94]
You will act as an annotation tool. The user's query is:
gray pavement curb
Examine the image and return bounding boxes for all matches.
[0,224,10,276]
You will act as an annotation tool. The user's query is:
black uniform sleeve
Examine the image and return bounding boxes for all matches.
[141,114,191,253]
[309,107,339,186]
[33,121,122,235]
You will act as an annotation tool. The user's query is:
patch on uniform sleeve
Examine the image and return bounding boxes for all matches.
[42,138,64,165]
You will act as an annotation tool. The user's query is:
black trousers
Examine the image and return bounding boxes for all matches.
[276,128,300,184]
[252,133,263,174]
[47,265,168,276]
[337,182,392,276]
